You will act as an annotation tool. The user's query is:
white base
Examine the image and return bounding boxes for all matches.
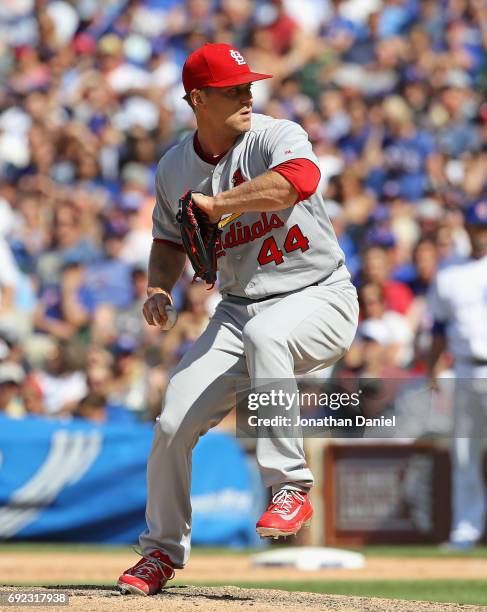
[251,546,365,571]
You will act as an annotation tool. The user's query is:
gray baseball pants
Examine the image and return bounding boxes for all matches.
[139,265,358,566]
[449,371,487,545]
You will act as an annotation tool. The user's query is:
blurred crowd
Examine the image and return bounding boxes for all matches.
[0,0,486,422]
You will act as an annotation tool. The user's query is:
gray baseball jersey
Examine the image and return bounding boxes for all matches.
[153,113,345,298]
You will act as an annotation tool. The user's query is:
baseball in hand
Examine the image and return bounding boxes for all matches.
[161,305,178,331]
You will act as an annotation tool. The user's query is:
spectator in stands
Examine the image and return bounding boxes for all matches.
[73,393,107,424]
[82,221,134,314]
[36,202,101,287]
[0,362,26,418]
[360,245,414,315]
[21,373,46,416]
[358,282,414,367]
[108,334,151,417]
[35,341,87,416]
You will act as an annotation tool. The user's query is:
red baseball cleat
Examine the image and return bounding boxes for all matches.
[117,550,175,595]
[256,489,313,538]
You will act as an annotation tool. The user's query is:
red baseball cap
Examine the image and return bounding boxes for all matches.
[182,43,272,94]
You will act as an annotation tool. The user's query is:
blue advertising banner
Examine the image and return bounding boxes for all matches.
[0,415,255,545]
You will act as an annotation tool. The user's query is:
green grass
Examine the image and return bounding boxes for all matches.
[2,543,487,558]
[0,543,134,554]
[358,545,487,558]
[173,580,487,606]
[0,543,261,555]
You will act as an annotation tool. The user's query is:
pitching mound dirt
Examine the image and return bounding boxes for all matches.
[1,585,484,612]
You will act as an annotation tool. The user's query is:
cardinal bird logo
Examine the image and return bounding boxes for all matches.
[231,168,246,187]
[219,169,246,229]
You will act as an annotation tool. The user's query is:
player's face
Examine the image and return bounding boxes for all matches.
[200,83,253,134]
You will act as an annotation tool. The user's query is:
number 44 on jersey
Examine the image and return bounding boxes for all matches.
[258,225,309,266]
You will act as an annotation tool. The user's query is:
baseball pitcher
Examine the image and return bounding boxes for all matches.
[118,43,359,595]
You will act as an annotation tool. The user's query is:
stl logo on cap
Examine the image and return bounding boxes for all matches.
[182,43,272,94]
[229,49,246,66]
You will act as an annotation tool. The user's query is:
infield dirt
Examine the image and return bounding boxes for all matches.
[1,552,486,611]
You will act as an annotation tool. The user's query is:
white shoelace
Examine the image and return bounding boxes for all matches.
[270,490,305,516]
[131,548,175,581]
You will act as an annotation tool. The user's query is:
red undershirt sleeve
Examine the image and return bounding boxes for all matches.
[272,158,321,204]
[153,238,186,253]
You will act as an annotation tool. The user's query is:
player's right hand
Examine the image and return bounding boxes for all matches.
[143,290,172,327]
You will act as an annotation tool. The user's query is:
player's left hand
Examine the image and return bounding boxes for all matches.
[191,193,220,224]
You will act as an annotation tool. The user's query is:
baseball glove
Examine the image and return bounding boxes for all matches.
[176,190,221,286]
